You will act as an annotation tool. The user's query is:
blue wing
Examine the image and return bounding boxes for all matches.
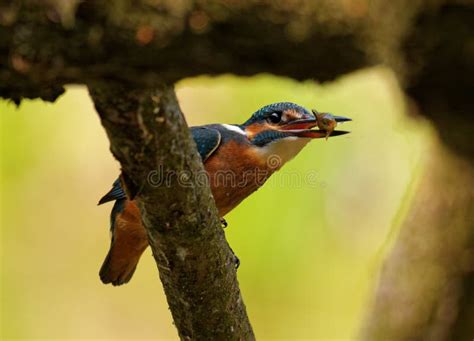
[98,127,221,205]
[190,126,221,162]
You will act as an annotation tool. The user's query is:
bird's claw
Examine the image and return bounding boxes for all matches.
[233,254,240,269]
[228,245,240,269]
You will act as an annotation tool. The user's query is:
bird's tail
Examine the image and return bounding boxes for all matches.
[99,241,147,286]
[99,199,149,286]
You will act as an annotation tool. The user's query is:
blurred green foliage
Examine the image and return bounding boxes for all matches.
[1,68,430,339]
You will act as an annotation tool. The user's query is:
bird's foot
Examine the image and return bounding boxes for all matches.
[221,218,228,228]
[229,245,240,269]
[233,254,240,269]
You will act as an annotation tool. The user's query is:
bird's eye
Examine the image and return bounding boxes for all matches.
[268,112,281,124]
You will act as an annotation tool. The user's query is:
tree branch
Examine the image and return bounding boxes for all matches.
[89,83,254,340]
[0,0,372,102]
[361,139,474,340]
[360,5,474,338]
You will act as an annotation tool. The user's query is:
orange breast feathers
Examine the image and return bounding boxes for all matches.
[100,140,278,285]
[204,139,277,216]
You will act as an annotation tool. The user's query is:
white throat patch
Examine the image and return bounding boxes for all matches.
[257,137,310,165]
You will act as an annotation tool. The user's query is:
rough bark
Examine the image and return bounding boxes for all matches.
[1,0,376,102]
[1,1,473,114]
[89,83,254,340]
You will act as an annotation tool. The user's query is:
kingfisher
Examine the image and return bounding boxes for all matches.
[98,102,351,286]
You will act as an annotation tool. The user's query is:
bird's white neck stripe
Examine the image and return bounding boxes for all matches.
[256,136,310,165]
[221,124,247,136]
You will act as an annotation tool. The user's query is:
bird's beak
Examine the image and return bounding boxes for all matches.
[280,117,318,131]
[291,129,350,138]
[278,114,351,139]
[332,115,352,123]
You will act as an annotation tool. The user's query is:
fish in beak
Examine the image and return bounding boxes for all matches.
[278,110,351,139]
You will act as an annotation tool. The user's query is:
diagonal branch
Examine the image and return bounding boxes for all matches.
[89,83,254,340]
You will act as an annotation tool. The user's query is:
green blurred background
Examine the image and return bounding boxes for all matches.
[1,68,431,339]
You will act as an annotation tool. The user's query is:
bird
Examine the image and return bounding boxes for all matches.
[98,102,351,286]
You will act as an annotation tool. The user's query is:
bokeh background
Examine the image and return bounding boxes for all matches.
[1,68,431,339]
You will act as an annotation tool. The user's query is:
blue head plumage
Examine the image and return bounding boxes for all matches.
[242,102,312,127]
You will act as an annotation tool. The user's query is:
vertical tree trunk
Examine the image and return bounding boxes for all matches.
[361,139,474,340]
